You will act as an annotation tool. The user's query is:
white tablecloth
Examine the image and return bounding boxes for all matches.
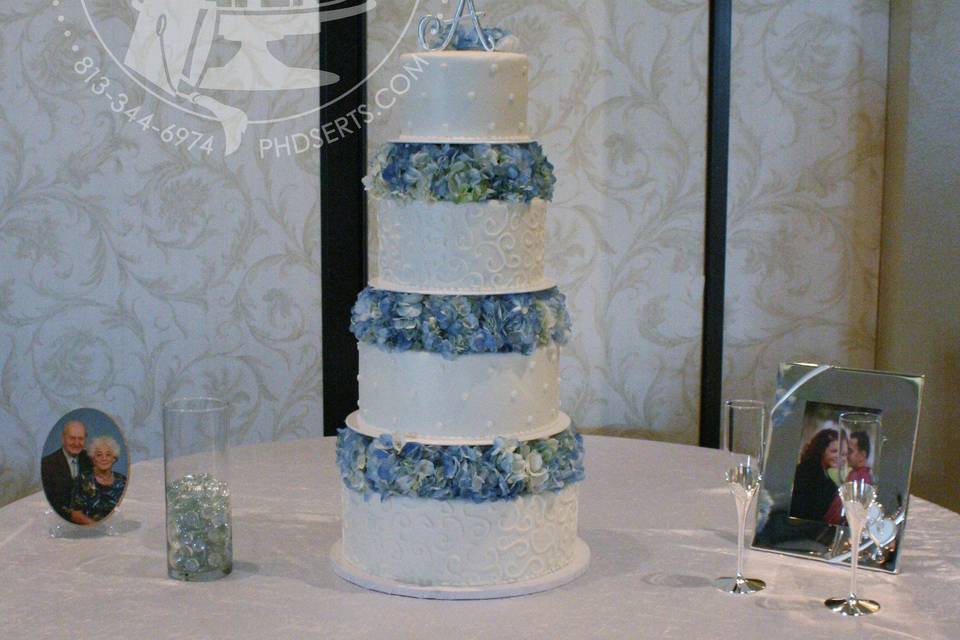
[2,436,958,639]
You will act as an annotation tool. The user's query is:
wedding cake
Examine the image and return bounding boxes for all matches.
[331,21,589,598]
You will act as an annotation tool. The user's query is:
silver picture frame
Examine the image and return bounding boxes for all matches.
[752,363,924,574]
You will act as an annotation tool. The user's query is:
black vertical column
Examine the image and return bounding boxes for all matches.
[320,10,367,436]
[699,0,732,449]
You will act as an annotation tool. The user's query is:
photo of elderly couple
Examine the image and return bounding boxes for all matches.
[789,401,878,525]
[41,408,130,526]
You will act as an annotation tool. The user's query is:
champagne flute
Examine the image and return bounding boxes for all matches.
[838,413,884,561]
[715,399,767,594]
[825,479,881,615]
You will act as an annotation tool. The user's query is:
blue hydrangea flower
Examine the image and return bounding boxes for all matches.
[336,426,585,502]
[350,287,571,357]
[364,143,556,203]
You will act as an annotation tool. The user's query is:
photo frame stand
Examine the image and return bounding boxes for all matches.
[752,362,923,574]
[44,506,128,538]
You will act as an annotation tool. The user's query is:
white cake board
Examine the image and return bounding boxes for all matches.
[330,538,590,600]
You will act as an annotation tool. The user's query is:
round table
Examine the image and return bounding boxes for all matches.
[1,436,958,639]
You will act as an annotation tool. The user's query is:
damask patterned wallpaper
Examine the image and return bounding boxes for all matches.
[368,0,710,443]
[0,0,890,508]
[0,3,323,507]
[722,1,889,409]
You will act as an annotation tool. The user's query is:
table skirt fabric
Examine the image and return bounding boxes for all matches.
[1,436,958,639]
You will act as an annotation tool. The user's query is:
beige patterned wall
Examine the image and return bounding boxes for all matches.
[0,4,323,507]
[368,0,710,443]
[0,0,891,507]
[722,1,888,410]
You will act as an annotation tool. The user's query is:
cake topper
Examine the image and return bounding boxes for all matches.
[418,0,495,51]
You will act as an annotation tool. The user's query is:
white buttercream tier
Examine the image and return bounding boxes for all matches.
[357,343,563,443]
[346,411,571,447]
[340,483,581,587]
[372,198,550,295]
[366,277,556,296]
[392,51,531,143]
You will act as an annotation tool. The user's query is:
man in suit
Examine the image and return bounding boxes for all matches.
[41,419,92,521]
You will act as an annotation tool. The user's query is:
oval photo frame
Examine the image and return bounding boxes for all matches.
[40,408,131,526]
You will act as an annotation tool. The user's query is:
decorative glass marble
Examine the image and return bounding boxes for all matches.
[163,398,232,581]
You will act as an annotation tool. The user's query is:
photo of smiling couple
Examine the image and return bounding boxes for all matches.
[41,409,130,525]
[789,402,878,526]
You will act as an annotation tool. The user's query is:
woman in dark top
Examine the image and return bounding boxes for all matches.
[69,436,127,524]
[789,428,840,523]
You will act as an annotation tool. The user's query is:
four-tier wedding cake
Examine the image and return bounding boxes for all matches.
[331,21,589,598]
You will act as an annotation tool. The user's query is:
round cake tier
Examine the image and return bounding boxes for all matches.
[346,411,570,447]
[371,198,551,295]
[339,483,581,588]
[356,342,563,443]
[392,51,531,143]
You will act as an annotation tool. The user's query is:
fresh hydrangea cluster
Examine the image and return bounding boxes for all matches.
[363,142,556,204]
[443,25,513,51]
[350,286,571,358]
[336,426,584,502]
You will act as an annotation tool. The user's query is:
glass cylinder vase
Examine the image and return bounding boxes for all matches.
[163,397,232,581]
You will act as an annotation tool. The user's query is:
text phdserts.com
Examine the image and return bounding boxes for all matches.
[259,55,430,158]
